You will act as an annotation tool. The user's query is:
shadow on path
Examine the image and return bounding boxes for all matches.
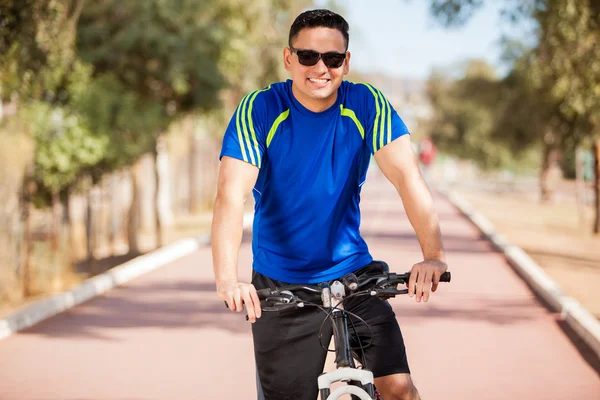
[19,280,251,340]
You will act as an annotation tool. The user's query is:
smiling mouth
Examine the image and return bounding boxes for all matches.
[307,78,330,85]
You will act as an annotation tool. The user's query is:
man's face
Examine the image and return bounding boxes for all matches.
[284,27,350,110]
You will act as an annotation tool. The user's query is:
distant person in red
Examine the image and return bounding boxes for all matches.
[418,137,437,185]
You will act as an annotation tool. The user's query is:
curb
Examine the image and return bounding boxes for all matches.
[441,188,600,360]
[0,212,254,342]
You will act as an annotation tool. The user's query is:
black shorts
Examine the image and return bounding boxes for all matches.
[251,261,410,400]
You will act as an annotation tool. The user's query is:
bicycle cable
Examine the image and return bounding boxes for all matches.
[262,284,392,358]
[317,291,375,354]
[347,311,369,371]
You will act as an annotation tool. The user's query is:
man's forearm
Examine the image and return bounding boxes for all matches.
[211,195,246,283]
[397,176,445,261]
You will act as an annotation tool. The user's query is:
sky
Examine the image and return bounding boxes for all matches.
[314,0,535,80]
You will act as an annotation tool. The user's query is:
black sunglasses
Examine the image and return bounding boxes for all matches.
[289,47,347,69]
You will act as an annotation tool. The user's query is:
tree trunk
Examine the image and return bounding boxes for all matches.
[153,143,163,248]
[189,133,201,214]
[21,180,34,297]
[575,148,586,229]
[51,191,60,252]
[593,139,600,234]
[108,172,120,253]
[108,173,116,251]
[201,138,219,208]
[85,187,94,262]
[127,163,141,255]
[540,145,553,203]
[63,188,76,263]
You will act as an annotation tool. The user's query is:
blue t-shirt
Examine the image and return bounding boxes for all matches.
[219,79,409,283]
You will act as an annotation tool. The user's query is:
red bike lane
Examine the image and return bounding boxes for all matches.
[1,171,599,399]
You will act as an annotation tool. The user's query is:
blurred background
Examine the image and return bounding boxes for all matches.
[0,0,598,319]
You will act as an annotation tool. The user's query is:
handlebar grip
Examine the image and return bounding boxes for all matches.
[440,271,451,282]
[261,303,299,314]
[224,288,273,308]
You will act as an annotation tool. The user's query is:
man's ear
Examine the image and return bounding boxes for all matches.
[343,51,351,75]
[283,47,292,72]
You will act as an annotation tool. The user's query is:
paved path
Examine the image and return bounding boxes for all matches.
[1,170,599,399]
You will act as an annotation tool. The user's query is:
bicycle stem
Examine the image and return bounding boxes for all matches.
[322,284,355,369]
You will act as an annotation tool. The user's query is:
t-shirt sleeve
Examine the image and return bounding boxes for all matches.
[219,89,268,168]
[360,83,410,154]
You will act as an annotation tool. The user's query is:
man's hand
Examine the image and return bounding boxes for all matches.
[407,259,448,303]
[217,280,262,323]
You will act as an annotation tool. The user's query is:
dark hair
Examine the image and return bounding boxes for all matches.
[288,9,350,50]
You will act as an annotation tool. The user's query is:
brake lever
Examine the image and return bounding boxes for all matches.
[378,288,409,296]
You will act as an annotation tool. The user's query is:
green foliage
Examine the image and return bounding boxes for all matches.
[531,0,600,137]
[76,0,227,115]
[428,0,541,28]
[488,61,553,154]
[27,101,107,193]
[428,0,485,27]
[215,0,313,99]
[74,73,168,170]
[2,0,317,207]
[0,0,83,100]
[426,61,534,170]
[72,0,309,171]
[425,0,600,178]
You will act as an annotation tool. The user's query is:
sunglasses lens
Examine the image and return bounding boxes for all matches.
[294,49,346,68]
[296,50,320,66]
[322,53,346,68]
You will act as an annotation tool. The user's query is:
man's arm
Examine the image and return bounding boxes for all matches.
[374,135,448,303]
[212,156,261,322]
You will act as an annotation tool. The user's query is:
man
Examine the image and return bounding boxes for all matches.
[212,9,447,400]
[418,136,437,185]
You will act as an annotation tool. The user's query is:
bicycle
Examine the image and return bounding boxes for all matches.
[251,262,451,400]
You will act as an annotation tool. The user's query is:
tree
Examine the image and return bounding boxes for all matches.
[426,60,533,171]
[531,0,600,231]
[0,0,84,100]
[426,0,600,233]
[1,0,90,293]
[75,0,231,249]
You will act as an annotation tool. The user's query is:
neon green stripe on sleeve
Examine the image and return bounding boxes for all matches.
[247,85,271,168]
[235,93,251,163]
[340,104,365,139]
[375,88,387,151]
[240,92,257,166]
[266,109,290,147]
[358,83,380,152]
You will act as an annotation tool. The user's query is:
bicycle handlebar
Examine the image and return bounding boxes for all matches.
[256,270,451,311]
